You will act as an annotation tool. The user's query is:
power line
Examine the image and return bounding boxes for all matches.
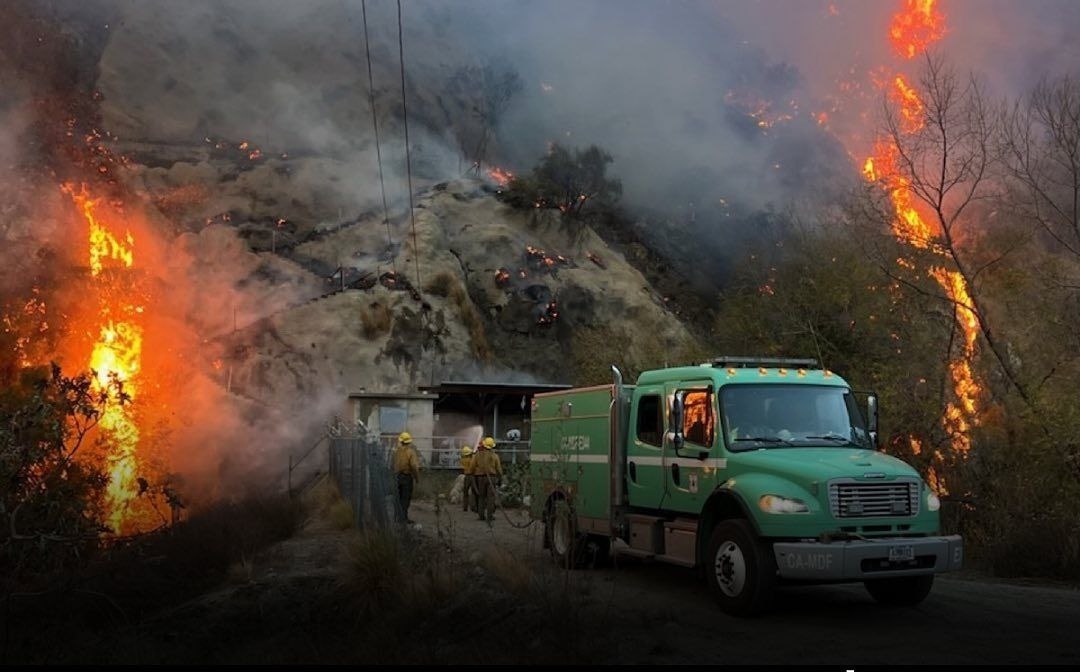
[361,0,396,274]
[397,0,421,290]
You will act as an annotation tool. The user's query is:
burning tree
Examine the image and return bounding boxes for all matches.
[867,55,1043,433]
[501,143,622,218]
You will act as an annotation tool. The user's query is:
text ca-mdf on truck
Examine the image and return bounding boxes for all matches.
[527,356,963,616]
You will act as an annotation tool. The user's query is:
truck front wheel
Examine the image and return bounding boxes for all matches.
[705,519,776,616]
[864,574,934,606]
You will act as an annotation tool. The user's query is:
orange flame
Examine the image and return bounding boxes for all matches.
[62,183,135,275]
[867,140,937,248]
[889,0,946,59]
[64,183,148,534]
[891,75,924,132]
[862,1,980,472]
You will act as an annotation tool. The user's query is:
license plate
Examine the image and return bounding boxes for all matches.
[888,545,915,562]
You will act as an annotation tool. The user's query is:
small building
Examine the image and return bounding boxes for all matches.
[418,380,572,466]
[343,381,570,468]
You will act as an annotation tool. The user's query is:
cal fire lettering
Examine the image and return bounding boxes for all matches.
[784,552,834,571]
[560,435,590,451]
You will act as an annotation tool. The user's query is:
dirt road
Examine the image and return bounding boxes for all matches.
[410,500,1079,665]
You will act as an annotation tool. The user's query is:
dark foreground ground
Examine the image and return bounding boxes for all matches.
[3,491,1076,665]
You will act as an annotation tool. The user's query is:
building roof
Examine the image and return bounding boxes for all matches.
[347,391,434,400]
[418,380,572,396]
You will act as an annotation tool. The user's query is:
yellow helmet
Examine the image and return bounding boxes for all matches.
[461,445,474,457]
[398,432,413,444]
[482,436,496,449]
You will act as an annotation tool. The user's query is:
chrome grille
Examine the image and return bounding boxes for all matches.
[828,479,919,518]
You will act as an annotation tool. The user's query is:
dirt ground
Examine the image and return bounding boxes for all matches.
[11,494,1075,665]
[407,498,1080,666]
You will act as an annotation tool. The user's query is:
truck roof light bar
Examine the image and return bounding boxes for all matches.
[708,356,820,369]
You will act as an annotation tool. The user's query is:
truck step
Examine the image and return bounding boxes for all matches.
[662,519,698,566]
[614,547,696,568]
[663,518,698,533]
[655,554,696,568]
[615,547,656,561]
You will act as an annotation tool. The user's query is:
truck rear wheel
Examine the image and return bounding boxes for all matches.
[864,574,934,606]
[547,499,585,568]
[705,519,776,616]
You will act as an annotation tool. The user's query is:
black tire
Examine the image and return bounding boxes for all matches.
[584,535,611,568]
[864,574,935,606]
[546,498,585,568]
[705,519,777,616]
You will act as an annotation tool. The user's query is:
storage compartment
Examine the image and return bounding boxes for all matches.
[663,523,697,565]
[627,514,664,553]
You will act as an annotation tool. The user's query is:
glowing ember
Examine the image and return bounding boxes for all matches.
[524,245,570,273]
[909,436,923,456]
[487,167,514,187]
[537,300,559,326]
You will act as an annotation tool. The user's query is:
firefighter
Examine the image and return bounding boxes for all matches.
[460,444,478,512]
[392,431,421,524]
[472,436,503,524]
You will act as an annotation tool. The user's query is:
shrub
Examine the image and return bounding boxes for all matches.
[360,301,392,339]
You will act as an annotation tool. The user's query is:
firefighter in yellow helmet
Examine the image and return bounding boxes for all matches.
[472,436,503,524]
[460,444,478,513]
[392,432,421,524]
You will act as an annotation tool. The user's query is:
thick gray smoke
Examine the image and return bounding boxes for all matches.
[4,0,1079,509]
[55,0,1080,234]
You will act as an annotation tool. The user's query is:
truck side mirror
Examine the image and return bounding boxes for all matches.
[867,394,879,448]
[671,392,685,451]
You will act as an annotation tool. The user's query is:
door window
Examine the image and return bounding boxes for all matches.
[680,390,714,447]
[636,395,663,447]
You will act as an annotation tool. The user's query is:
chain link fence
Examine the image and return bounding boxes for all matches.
[328,434,400,529]
[328,432,534,529]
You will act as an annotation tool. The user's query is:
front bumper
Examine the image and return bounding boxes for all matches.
[772,535,963,581]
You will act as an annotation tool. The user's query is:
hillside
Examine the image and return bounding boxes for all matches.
[50,0,692,402]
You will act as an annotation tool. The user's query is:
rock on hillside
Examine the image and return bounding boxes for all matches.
[210,179,695,400]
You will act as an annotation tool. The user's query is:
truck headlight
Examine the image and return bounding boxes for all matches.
[927,491,941,512]
[759,494,810,514]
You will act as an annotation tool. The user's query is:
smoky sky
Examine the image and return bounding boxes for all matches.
[36,0,1077,231]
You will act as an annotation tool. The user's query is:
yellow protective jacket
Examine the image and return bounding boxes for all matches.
[460,453,476,475]
[392,444,421,480]
[472,449,503,477]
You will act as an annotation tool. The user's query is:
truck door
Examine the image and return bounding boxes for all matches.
[625,387,666,509]
[663,382,720,513]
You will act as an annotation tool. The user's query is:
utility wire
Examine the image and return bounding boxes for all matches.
[396,0,421,290]
[361,0,396,274]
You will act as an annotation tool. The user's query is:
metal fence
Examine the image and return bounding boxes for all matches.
[376,435,531,468]
[329,435,400,529]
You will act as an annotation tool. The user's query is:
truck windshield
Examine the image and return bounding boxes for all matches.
[720,384,871,451]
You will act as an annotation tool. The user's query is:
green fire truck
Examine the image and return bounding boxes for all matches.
[528,357,963,616]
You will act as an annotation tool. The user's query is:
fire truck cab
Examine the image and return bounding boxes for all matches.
[528,357,963,616]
